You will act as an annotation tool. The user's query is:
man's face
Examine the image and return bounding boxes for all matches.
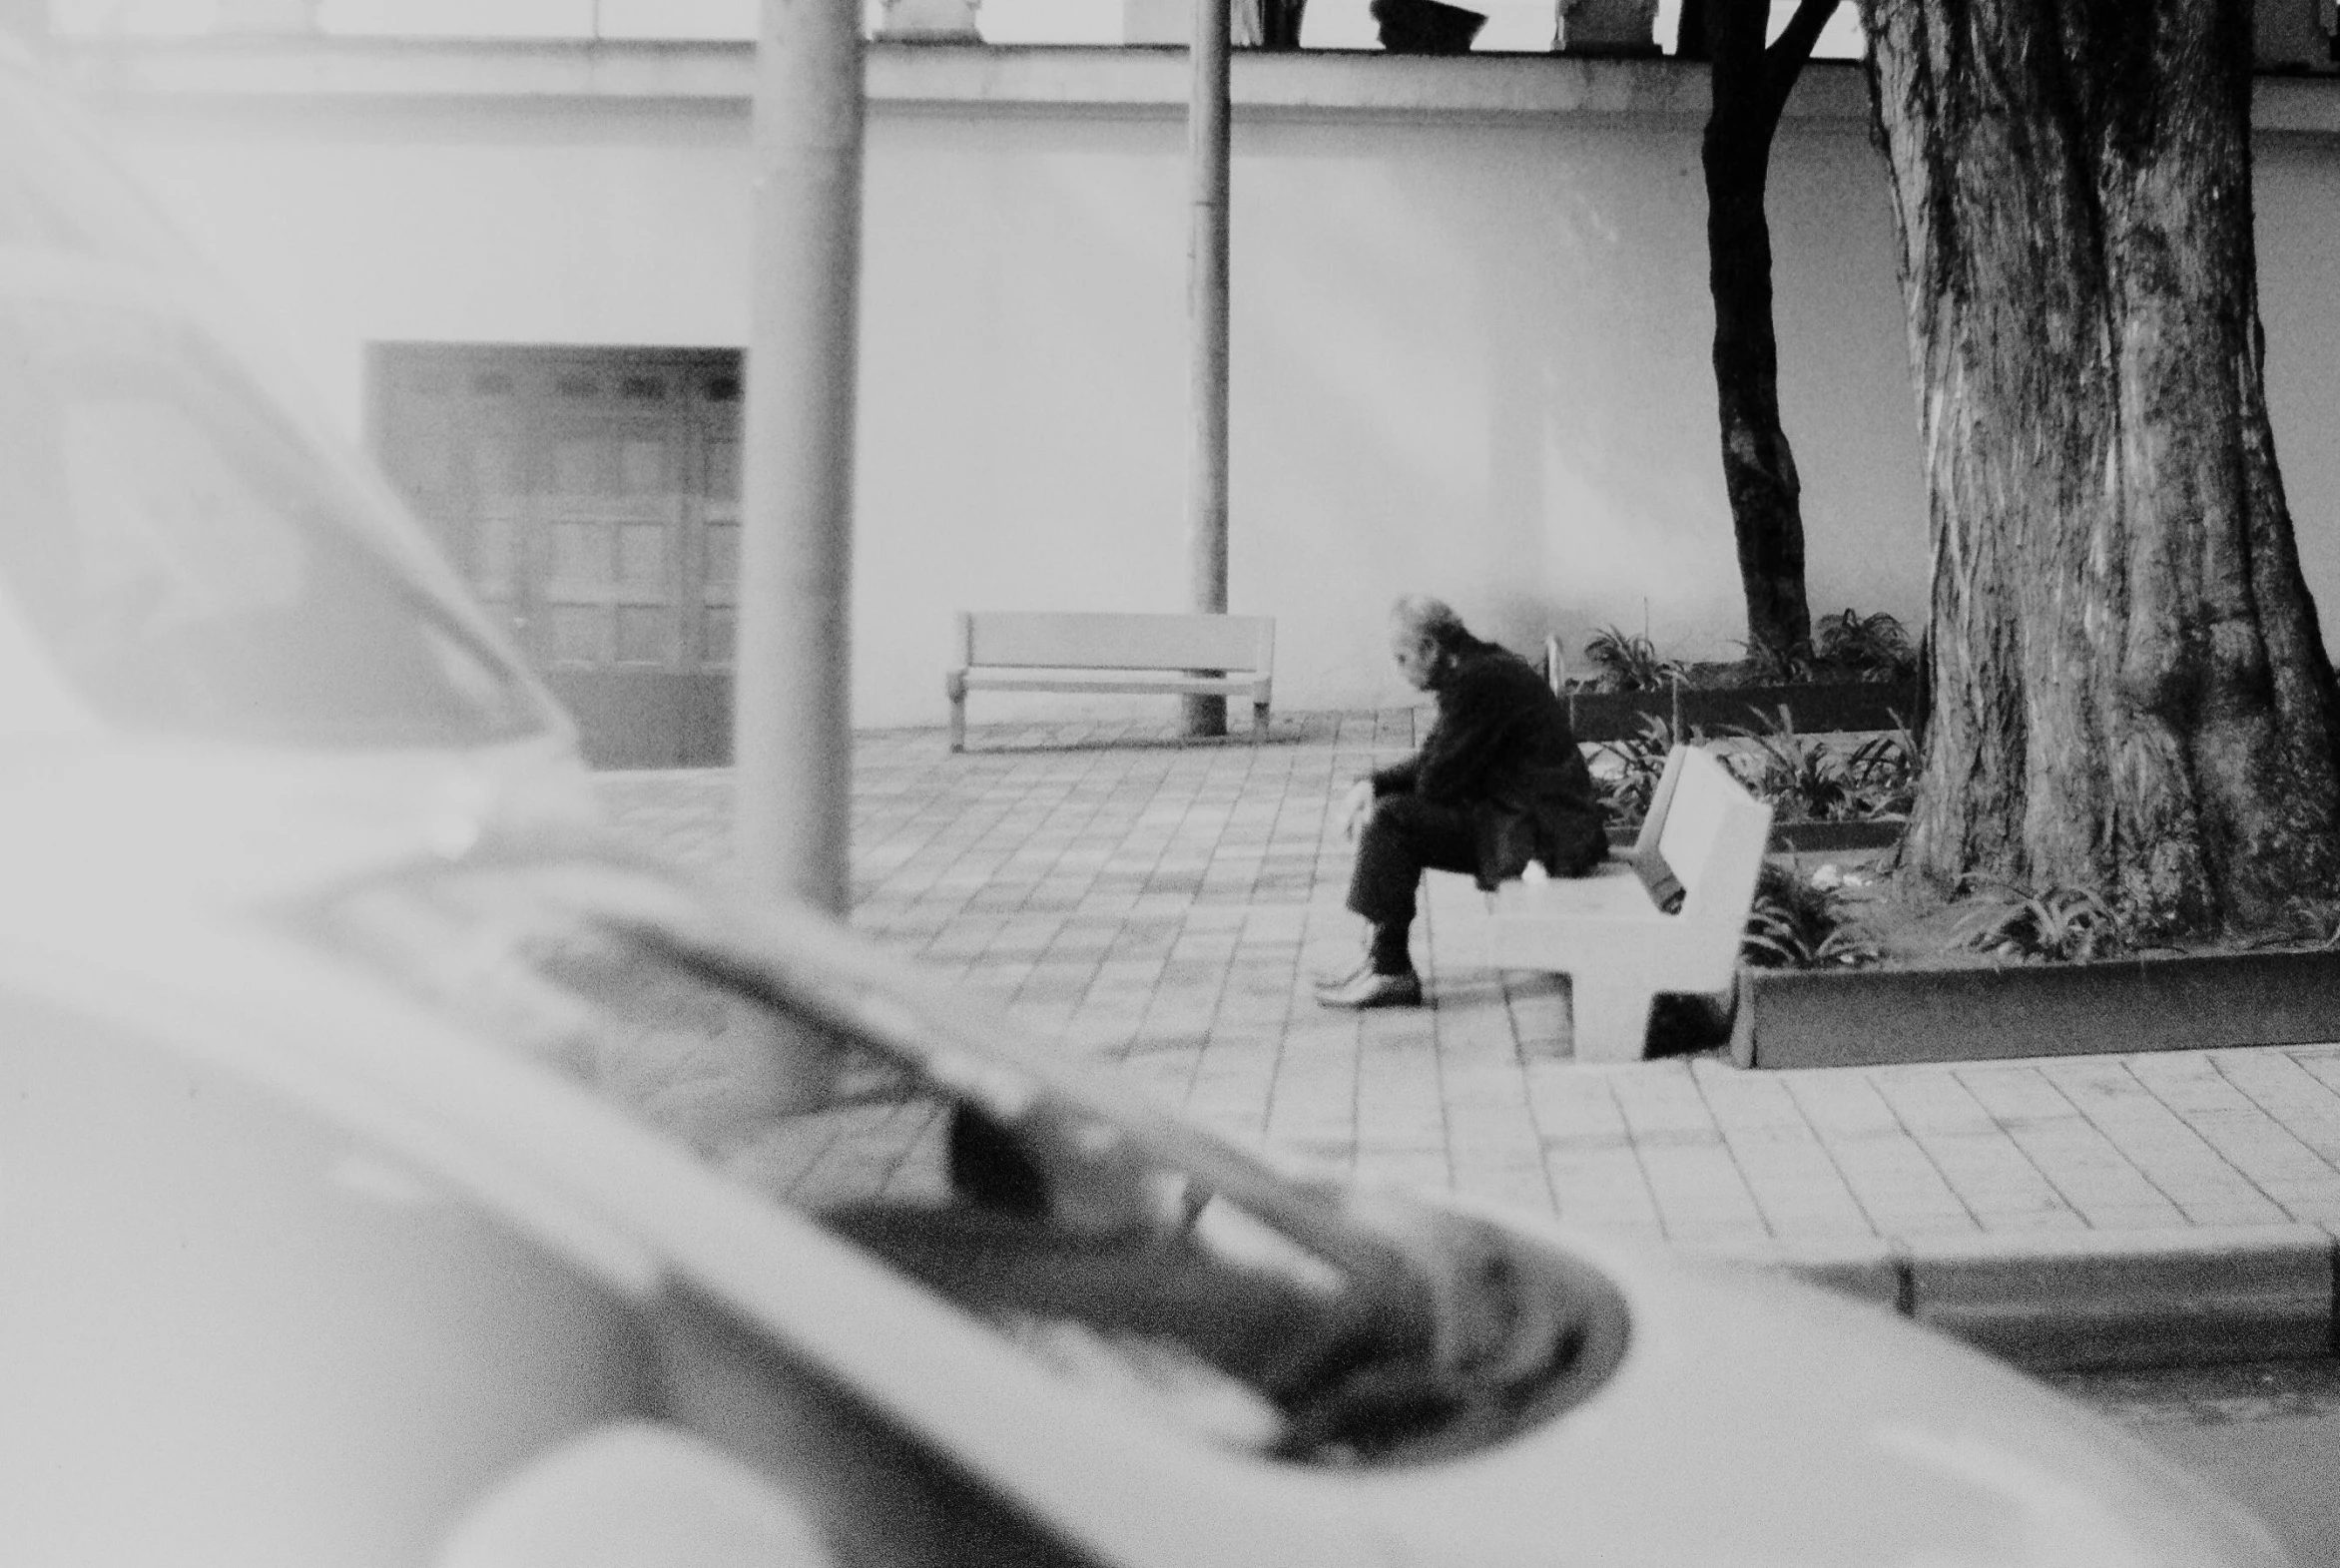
[1391,626,1440,691]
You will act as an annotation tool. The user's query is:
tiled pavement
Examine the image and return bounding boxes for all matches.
[591,711,2340,1265]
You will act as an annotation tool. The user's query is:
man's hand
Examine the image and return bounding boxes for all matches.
[1340,780,1375,843]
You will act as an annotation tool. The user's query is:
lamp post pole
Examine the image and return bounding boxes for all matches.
[738,0,866,1105]
[1183,0,1232,737]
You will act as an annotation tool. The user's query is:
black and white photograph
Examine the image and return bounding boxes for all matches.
[3,1,2340,1563]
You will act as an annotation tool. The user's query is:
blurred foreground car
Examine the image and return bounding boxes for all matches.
[0,33,589,865]
[0,35,2299,1568]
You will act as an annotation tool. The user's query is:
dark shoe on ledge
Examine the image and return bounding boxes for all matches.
[1316,969,1424,1009]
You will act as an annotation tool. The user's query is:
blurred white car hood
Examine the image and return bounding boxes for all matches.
[0,733,595,917]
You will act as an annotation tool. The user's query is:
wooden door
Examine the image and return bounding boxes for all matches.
[371,347,742,767]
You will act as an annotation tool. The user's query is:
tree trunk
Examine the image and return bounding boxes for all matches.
[1674,0,1708,59]
[1862,0,2340,935]
[1703,0,1835,672]
[1237,0,1307,48]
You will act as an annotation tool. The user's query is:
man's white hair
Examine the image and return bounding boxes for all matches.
[1390,594,1467,649]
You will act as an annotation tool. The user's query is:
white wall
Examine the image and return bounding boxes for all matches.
[849,103,1932,718]
[79,54,2340,730]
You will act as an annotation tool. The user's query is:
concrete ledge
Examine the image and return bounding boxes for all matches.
[1688,1236,1904,1311]
[48,36,1771,119]
[1900,1226,2336,1371]
[1694,1226,2338,1370]
[1605,817,1904,854]
[1567,676,1920,741]
[51,37,2340,137]
[1732,947,2340,1069]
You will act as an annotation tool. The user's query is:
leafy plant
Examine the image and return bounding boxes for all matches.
[1813,608,1918,682]
[1735,632,1814,686]
[1582,626,1686,693]
[1842,716,1919,819]
[1726,705,1854,822]
[1594,714,1685,830]
[1742,863,1880,969]
[1954,880,2116,962]
[2261,895,2340,951]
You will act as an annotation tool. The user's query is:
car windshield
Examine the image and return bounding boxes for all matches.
[0,67,548,751]
[0,278,545,747]
[306,841,1629,1469]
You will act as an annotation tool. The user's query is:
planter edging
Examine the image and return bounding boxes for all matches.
[1567,677,1919,743]
[1604,816,1906,853]
[1731,945,2340,1069]
[1688,1226,2338,1370]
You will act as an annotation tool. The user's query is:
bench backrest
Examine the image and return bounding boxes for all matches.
[1651,746,1772,933]
[959,612,1274,673]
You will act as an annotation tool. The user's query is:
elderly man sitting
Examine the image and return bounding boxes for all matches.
[1319,596,1608,1009]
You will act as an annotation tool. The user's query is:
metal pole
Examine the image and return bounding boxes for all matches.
[1182,0,1232,738]
[738,0,865,1104]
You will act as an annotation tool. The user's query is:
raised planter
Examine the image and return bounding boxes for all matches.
[878,0,981,39]
[1730,947,2340,1069]
[1566,678,1920,743]
[1605,817,1905,854]
[1370,0,1488,53]
[1555,0,1661,57]
[1766,818,1905,854]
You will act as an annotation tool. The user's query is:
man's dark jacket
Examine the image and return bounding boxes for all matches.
[1371,634,1608,890]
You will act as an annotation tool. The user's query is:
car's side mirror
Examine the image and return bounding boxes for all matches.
[436,1422,837,1568]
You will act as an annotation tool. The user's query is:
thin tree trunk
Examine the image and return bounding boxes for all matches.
[1703,0,1835,671]
[1862,0,2340,935]
[1674,0,1708,58]
[1237,0,1306,48]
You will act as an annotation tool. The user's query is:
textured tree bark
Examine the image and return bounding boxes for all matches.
[1703,0,1837,670]
[1862,0,2340,935]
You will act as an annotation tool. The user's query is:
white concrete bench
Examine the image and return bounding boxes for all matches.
[1486,745,1772,1062]
[945,611,1274,752]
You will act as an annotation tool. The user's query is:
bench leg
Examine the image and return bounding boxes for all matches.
[947,688,966,754]
[1567,981,1654,1063]
[1252,701,1270,743]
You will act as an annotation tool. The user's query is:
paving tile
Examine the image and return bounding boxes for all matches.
[590,712,2340,1334]
[1544,1143,1662,1230]
[2046,1056,2292,1225]
[1449,1162,1555,1211]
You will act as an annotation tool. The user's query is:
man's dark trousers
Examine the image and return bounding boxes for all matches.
[1348,794,1477,974]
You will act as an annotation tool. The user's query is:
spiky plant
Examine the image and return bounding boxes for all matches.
[1842,716,1919,820]
[1727,705,1853,822]
[1741,863,1880,969]
[1813,608,1918,682]
[1582,626,1686,693]
[1954,881,2117,963]
[1594,714,1684,830]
